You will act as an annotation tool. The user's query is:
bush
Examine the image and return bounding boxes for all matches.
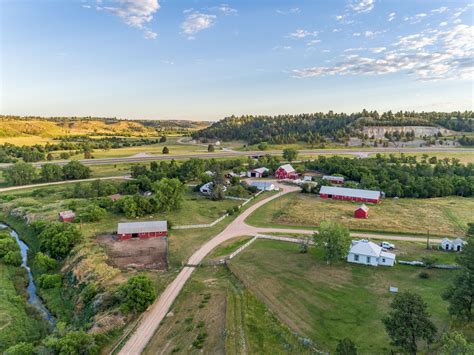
[4,342,35,355]
[39,223,82,259]
[419,272,430,279]
[118,275,156,313]
[38,274,62,289]
[80,204,107,222]
[192,331,207,349]
[35,252,57,272]
[3,250,22,266]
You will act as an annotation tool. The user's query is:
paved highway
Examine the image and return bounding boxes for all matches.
[1,146,472,168]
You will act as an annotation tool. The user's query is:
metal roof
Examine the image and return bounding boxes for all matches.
[320,186,380,200]
[59,210,75,218]
[250,181,275,190]
[323,175,345,181]
[350,240,382,257]
[117,221,167,234]
[356,204,369,212]
[252,167,269,174]
[278,164,295,173]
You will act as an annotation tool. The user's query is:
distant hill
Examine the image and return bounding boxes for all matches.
[0,116,210,140]
[193,111,473,144]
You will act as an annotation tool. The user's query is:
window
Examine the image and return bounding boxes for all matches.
[354,254,359,261]
[382,258,386,263]
[366,256,371,263]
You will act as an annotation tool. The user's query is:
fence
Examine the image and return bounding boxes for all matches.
[172,190,264,230]
[399,260,460,269]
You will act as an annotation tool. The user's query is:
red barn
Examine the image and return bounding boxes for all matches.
[59,210,76,222]
[275,164,298,180]
[354,204,369,219]
[117,221,168,241]
[319,186,381,204]
[322,175,345,184]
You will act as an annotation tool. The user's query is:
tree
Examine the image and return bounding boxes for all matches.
[62,161,91,180]
[47,153,54,161]
[313,221,350,264]
[210,184,225,200]
[335,338,357,355]
[257,142,268,151]
[383,291,437,354]
[159,135,166,143]
[3,250,22,266]
[35,252,57,272]
[4,342,35,355]
[283,148,298,162]
[39,223,82,259]
[4,162,36,185]
[152,178,185,212]
[81,204,107,222]
[40,163,64,182]
[162,146,169,154]
[440,331,474,354]
[466,222,474,238]
[207,144,215,152]
[55,330,99,355]
[118,275,156,313]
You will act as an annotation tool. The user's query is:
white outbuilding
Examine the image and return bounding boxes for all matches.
[247,167,269,178]
[347,240,396,267]
[441,237,465,252]
[250,181,276,191]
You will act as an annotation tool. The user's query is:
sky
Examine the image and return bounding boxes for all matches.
[1,0,473,121]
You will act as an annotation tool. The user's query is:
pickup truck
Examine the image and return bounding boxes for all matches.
[381,242,395,250]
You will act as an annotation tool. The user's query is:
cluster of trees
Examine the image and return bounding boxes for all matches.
[31,221,82,260]
[193,111,473,145]
[307,154,474,198]
[0,231,22,266]
[4,161,91,185]
[459,135,474,146]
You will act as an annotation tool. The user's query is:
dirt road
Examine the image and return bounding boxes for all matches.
[118,182,434,354]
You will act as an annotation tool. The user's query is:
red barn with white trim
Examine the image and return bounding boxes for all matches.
[354,204,369,218]
[275,164,298,179]
[322,175,345,184]
[319,186,381,204]
[59,210,76,222]
[117,221,168,241]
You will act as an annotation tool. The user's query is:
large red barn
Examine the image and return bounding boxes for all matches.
[117,221,168,241]
[319,186,381,204]
[354,204,369,218]
[275,164,298,180]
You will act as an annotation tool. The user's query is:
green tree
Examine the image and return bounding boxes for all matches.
[3,250,22,266]
[81,204,107,222]
[283,148,298,162]
[210,184,225,200]
[257,142,268,151]
[4,162,36,185]
[313,221,350,265]
[159,135,166,143]
[335,338,357,355]
[40,163,64,182]
[466,222,474,238]
[46,153,54,161]
[162,146,169,154]
[152,178,185,212]
[383,291,437,354]
[440,331,474,354]
[55,330,99,355]
[4,342,35,355]
[62,161,91,180]
[207,144,215,152]
[39,223,82,259]
[118,275,156,313]
[35,252,57,272]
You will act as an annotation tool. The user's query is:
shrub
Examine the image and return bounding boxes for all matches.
[3,250,22,266]
[118,275,156,313]
[35,252,57,272]
[419,272,430,279]
[38,274,62,289]
[4,342,35,355]
[39,223,82,259]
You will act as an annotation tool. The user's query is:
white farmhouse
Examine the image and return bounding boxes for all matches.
[347,240,396,267]
[441,237,465,252]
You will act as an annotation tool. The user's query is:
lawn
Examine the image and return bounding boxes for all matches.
[229,239,470,353]
[143,266,313,355]
[246,192,473,236]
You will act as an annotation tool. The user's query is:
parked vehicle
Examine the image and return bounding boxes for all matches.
[381,241,395,250]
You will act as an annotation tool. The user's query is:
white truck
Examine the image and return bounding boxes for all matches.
[381,241,395,250]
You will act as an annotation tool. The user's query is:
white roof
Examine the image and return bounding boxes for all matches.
[251,181,275,189]
[356,204,369,212]
[320,186,381,200]
[323,175,345,181]
[453,238,465,245]
[59,210,75,218]
[117,221,167,234]
[380,250,396,260]
[252,167,269,174]
[349,240,382,257]
[441,238,452,244]
[278,164,295,173]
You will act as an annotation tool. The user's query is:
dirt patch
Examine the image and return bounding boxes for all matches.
[97,235,168,270]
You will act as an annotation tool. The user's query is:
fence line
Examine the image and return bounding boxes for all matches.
[228,236,258,259]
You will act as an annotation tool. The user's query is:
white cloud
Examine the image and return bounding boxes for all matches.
[273,45,292,51]
[322,49,331,53]
[388,12,396,21]
[95,0,160,39]
[403,13,428,24]
[181,12,216,38]
[306,39,321,46]
[370,47,386,53]
[82,4,92,9]
[335,15,344,21]
[349,0,375,14]
[364,30,382,38]
[288,29,318,39]
[293,24,474,81]
[431,7,448,14]
[276,8,300,15]
[353,32,361,37]
[333,28,341,32]
[439,21,448,27]
[213,4,237,15]
[453,19,462,24]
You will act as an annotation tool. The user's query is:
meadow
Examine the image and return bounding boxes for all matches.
[229,239,469,353]
[246,192,473,236]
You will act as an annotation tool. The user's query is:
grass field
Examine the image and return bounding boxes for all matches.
[0,263,47,352]
[144,266,313,355]
[246,192,473,236]
[229,239,471,353]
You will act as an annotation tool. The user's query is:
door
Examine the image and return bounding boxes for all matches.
[132,233,139,239]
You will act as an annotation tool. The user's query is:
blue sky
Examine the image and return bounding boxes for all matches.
[1,0,473,121]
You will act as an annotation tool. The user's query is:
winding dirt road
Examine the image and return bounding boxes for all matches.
[118,182,436,354]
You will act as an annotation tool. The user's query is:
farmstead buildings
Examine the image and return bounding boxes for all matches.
[319,186,381,204]
[116,221,168,240]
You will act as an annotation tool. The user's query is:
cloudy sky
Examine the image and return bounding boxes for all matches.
[1,0,473,121]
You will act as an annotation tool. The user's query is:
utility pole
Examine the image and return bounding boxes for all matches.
[426,229,430,250]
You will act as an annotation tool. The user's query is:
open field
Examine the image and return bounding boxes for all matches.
[229,239,471,353]
[144,266,312,355]
[246,192,473,236]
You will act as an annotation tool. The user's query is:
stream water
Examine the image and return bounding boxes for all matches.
[0,223,55,326]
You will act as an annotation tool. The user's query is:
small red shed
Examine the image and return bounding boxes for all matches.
[275,164,298,180]
[354,205,369,219]
[59,210,76,222]
[117,221,168,241]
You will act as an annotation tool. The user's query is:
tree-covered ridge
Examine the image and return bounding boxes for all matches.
[194,111,474,144]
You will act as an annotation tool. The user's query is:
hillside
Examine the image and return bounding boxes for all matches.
[0,116,210,141]
[193,111,473,144]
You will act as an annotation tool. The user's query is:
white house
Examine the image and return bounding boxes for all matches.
[199,182,213,195]
[247,167,269,178]
[250,181,276,191]
[441,238,465,252]
[347,240,396,267]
